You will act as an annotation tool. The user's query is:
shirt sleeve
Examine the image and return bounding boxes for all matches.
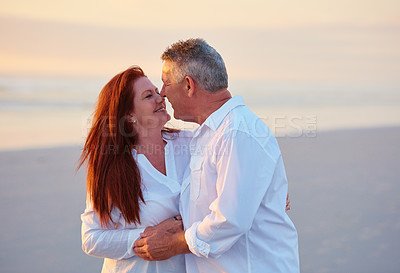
[81,200,145,260]
[185,130,280,258]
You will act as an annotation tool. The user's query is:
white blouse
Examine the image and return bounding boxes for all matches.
[81,131,192,273]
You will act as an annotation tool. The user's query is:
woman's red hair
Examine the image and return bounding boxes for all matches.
[78,66,145,228]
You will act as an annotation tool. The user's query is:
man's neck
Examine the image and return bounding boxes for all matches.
[195,89,232,125]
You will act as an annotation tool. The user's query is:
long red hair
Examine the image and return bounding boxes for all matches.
[78,66,146,228]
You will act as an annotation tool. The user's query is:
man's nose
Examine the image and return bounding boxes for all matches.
[160,86,166,98]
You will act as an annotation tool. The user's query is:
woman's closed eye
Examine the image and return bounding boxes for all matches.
[144,90,160,99]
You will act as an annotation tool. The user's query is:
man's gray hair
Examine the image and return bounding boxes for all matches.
[161,38,228,92]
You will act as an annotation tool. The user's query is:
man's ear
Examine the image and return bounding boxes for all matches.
[184,76,196,98]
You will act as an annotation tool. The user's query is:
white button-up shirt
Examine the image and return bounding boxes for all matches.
[81,131,192,273]
[180,96,300,273]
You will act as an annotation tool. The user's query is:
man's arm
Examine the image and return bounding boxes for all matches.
[134,176,290,261]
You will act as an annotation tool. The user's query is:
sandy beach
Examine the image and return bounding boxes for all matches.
[1,126,399,273]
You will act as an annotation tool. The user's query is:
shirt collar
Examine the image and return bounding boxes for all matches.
[131,132,170,158]
[201,95,245,131]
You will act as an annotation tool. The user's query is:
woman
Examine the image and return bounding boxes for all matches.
[78,66,191,272]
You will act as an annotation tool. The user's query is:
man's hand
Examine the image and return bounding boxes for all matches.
[134,230,189,261]
[133,215,189,261]
[286,192,291,211]
[143,215,183,235]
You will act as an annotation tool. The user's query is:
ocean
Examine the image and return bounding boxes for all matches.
[0,75,399,150]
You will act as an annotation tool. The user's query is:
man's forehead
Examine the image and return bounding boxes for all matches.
[162,62,172,74]
[161,65,172,83]
[162,65,169,73]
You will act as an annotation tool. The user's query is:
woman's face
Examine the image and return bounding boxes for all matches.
[131,77,170,133]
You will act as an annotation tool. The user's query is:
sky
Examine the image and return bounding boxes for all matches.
[1,0,399,28]
[0,0,399,84]
[0,0,399,149]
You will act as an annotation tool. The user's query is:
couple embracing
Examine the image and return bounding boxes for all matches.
[79,38,300,273]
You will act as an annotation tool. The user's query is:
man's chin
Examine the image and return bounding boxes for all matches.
[173,113,194,123]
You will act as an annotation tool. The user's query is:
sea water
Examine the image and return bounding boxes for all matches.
[0,75,399,150]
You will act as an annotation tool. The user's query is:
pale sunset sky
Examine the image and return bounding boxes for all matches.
[0,0,399,85]
[0,0,399,149]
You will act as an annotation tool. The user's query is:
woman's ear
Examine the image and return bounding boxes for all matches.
[129,114,137,124]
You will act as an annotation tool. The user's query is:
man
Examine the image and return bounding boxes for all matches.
[134,38,299,272]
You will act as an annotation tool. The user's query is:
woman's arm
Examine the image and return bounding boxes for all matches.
[81,200,184,260]
[81,202,145,260]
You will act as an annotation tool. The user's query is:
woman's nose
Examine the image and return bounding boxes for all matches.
[156,93,164,103]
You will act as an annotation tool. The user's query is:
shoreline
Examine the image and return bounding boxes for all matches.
[1,124,399,153]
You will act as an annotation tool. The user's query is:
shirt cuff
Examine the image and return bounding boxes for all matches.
[184,221,210,258]
[126,227,146,258]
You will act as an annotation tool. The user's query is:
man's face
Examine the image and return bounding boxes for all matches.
[160,61,188,120]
